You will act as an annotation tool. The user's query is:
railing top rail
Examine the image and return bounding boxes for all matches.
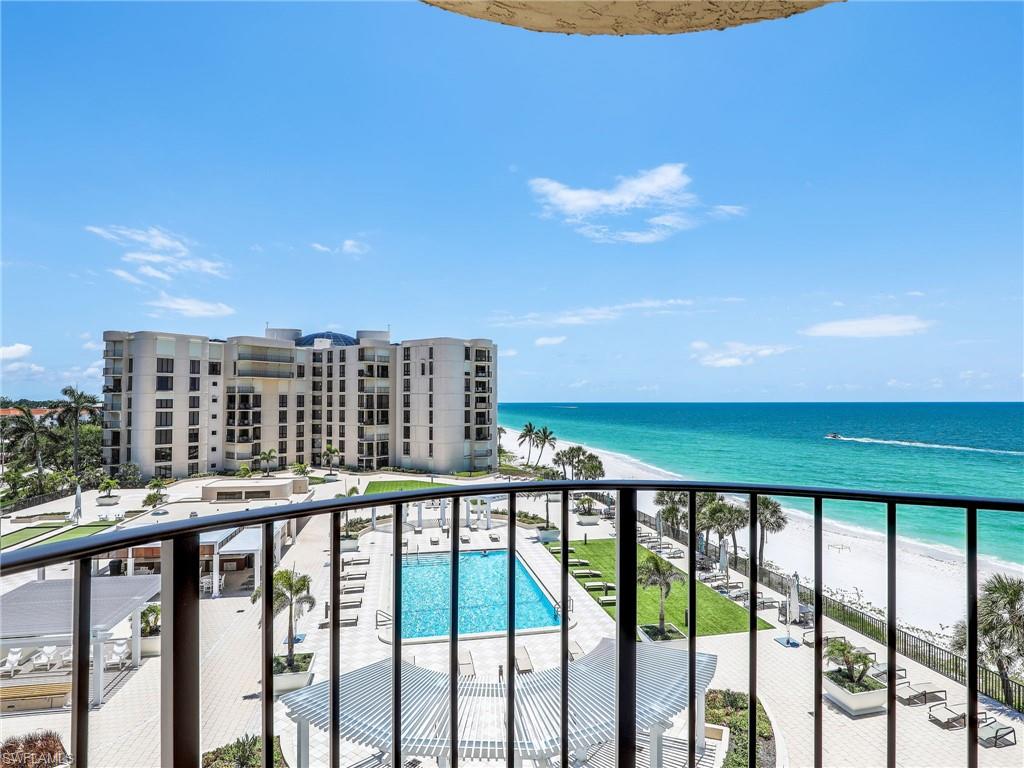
[2,479,1021,575]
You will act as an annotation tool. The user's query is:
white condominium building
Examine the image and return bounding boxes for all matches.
[101,328,496,479]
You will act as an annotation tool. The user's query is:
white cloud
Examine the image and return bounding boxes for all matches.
[86,225,189,256]
[529,162,742,244]
[122,252,226,278]
[886,379,913,389]
[310,243,332,253]
[0,342,32,361]
[498,349,518,358]
[959,370,990,382]
[137,264,172,281]
[148,292,235,318]
[109,268,145,285]
[568,379,589,388]
[690,341,792,368]
[493,298,693,327]
[826,383,865,392]
[535,336,567,347]
[906,290,926,297]
[82,340,102,351]
[61,359,104,382]
[3,361,46,377]
[341,239,369,255]
[800,314,931,338]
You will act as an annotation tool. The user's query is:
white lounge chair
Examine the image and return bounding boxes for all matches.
[489,532,501,543]
[104,640,130,670]
[458,648,476,678]
[598,595,616,606]
[0,649,23,678]
[460,533,470,544]
[430,535,440,546]
[514,645,534,674]
[30,646,60,672]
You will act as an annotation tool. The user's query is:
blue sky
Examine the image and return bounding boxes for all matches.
[2,1,1021,402]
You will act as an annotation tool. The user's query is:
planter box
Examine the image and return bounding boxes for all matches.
[141,634,161,657]
[576,513,600,527]
[822,674,887,716]
[273,652,315,695]
[97,495,120,507]
[340,538,360,553]
[637,622,685,642]
[537,528,560,543]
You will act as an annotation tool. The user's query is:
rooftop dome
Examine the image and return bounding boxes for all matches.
[295,331,358,347]
[422,1,834,36]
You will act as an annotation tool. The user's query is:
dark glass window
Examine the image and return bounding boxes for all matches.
[155,447,172,462]
[157,358,174,373]
[156,376,173,391]
[189,359,200,375]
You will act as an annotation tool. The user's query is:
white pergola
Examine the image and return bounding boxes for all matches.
[0,575,161,704]
[282,638,717,768]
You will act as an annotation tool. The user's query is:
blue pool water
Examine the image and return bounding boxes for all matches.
[401,550,559,639]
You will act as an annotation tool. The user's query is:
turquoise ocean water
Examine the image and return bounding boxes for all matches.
[498,403,1024,567]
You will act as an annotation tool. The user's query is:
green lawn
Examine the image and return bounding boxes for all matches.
[42,522,117,544]
[0,522,64,550]
[561,538,771,636]
[363,480,453,494]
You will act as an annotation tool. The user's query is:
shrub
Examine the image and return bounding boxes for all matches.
[116,462,144,488]
[705,689,774,768]
[140,604,161,638]
[202,734,286,768]
[0,729,68,768]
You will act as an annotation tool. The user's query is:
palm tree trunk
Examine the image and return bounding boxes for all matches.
[72,420,81,477]
[731,530,739,558]
[996,657,1014,708]
[287,602,295,668]
[525,445,532,465]
[35,450,45,495]
[659,589,666,635]
[759,527,767,569]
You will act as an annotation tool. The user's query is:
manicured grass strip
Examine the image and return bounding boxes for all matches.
[565,538,772,637]
[364,480,452,494]
[42,522,117,544]
[0,523,65,550]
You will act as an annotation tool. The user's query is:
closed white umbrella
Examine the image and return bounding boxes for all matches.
[74,484,82,523]
[440,498,447,529]
[789,573,801,625]
[719,538,729,574]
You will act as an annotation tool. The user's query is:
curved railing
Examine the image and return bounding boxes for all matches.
[1,480,1021,768]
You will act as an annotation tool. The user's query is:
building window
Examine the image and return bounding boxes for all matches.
[465,426,471,439]
[403,363,410,376]
[403,441,410,456]
[188,462,199,476]
[403,426,410,439]
[327,365,333,377]
[189,411,199,426]
[188,429,199,443]
[189,377,200,391]
[403,410,410,423]
[297,364,305,378]
[297,394,305,408]
[156,412,173,427]
[429,394,434,408]
[156,429,173,445]
[278,440,287,454]
[157,358,174,373]
[189,395,200,408]
[279,425,288,439]
[296,441,304,454]
[155,464,173,479]
[156,398,173,409]
[465,410,470,424]
[326,424,333,437]
[312,352,322,363]
[464,347,470,360]
[155,447,172,463]
[208,361,221,376]
[428,346,434,359]
[188,445,199,461]
[403,347,410,361]
[128,357,134,373]
[156,376,173,391]
[429,427,433,441]
[190,359,201,375]
[296,425,304,438]
[278,410,287,423]
[420,362,425,376]
[279,394,288,408]
[428,444,433,458]
[296,410,304,423]
[429,410,434,425]
[327,351,334,364]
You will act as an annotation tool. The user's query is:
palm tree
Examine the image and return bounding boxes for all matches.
[552,449,570,479]
[290,462,310,477]
[236,464,252,478]
[532,427,556,467]
[53,386,101,476]
[143,491,164,509]
[251,567,316,670]
[756,496,788,570]
[824,638,875,684]
[257,449,277,477]
[951,574,1024,706]
[322,444,340,475]
[518,422,537,465]
[497,426,507,451]
[578,451,605,480]
[695,492,722,552]
[563,445,585,479]
[147,476,168,495]
[99,477,119,497]
[5,405,53,494]
[638,553,683,637]
[654,490,687,534]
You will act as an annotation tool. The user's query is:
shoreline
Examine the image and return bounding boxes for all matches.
[500,425,1021,636]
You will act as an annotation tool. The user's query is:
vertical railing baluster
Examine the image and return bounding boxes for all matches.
[813,497,823,768]
[687,490,697,768]
[886,502,897,768]
[966,506,978,768]
[71,557,92,768]
[616,488,638,768]
[161,533,200,768]
[560,488,570,768]
[392,503,403,765]
[748,493,758,768]
[261,523,275,768]
[330,511,341,768]
[450,497,460,768]
[506,492,517,765]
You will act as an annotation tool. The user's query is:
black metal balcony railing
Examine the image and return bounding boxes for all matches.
[1,481,1021,768]
[237,352,295,364]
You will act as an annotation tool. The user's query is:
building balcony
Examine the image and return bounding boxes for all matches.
[228,385,256,394]
[237,352,295,364]
[102,383,122,394]
[103,344,124,358]
[102,366,123,377]
[0,481,1016,768]
[474,351,492,362]
[474,415,492,426]
[237,367,295,379]
[102,418,120,429]
[358,351,391,363]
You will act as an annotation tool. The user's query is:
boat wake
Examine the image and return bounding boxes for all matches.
[830,435,1023,457]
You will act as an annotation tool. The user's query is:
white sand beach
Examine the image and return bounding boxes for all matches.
[501,427,1020,637]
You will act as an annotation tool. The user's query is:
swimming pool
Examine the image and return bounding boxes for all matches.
[400,550,559,639]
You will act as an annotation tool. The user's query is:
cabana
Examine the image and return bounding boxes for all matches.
[0,575,160,704]
[281,637,718,768]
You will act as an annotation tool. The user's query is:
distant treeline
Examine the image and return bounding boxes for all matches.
[0,397,61,409]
